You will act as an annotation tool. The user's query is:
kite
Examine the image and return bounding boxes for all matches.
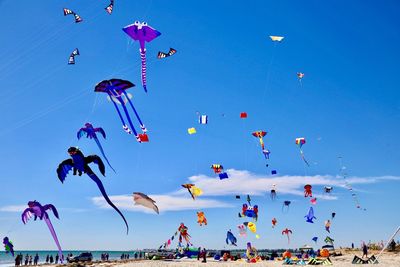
[295,137,310,166]
[312,237,318,243]
[178,223,191,246]
[331,212,336,219]
[94,79,148,142]
[56,147,129,234]
[246,195,252,206]
[324,236,334,245]
[325,220,331,233]
[123,21,161,92]
[272,218,277,228]
[282,228,293,244]
[271,170,277,175]
[21,201,63,263]
[157,48,176,59]
[133,192,159,214]
[324,186,333,193]
[196,211,207,226]
[238,224,247,237]
[310,198,317,205]
[305,207,316,223]
[239,204,258,221]
[226,230,237,246]
[187,127,196,134]
[181,184,202,200]
[246,242,258,260]
[63,8,82,23]
[297,72,305,81]
[282,201,291,212]
[68,48,79,65]
[3,237,14,257]
[304,184,313,197]
[235,195,240,199]
[252,131,270,159]
[105,0,114,14]
[211,164,228,179]
[77,122,115,173]
[244,222,257,233]
[270,184,277,200]
[198,115,208,124]
[270,36,284,42]
[240,112,248,118]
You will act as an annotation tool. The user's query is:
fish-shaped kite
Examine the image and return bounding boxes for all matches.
[305,207,316,223]
[133,192,159,214]
[68,48,79,65]
[63,8,82,23]
[157,48,176,59]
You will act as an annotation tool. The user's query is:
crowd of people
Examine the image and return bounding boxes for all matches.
[14,253,62,266]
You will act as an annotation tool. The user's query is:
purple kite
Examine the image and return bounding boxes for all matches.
[123,21,161,92]
[21,201,63,263]
[95,79,147,143]
[77,123,115,172]
[56,147,129,234]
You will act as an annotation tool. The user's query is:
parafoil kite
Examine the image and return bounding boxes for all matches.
[123,21,161,92]
[211,164,229,179]
[270,36,284,42]
[95,79,148,142]
[77,123,115,172]
[312,236,318,244]
[68,48,79,65]
[272,217,277,228]
[181,184,202,200]
[305,207,316,223]
[240,112,248,118]
[105,0,114,14]
[239,204,258,221]
[282,228,293,244]
[295,137,310,166]
[133,192,159,214]
[187,127,196,134]
[238,224,247,237]
[324,220,331,233]
[270,184,277,200]
[252,131,270,159]
[282,200,291,212]
[157,48,176,59]
[196,211,207,226]
[3,237,14,257]
[63,8,82,23]
[178,223,192,246]
[304,184,313,197]
[198,115,208,124]
[21,201,63,263]
[324,186,333,193]
[226,229,237,246]
[56,147,129,234]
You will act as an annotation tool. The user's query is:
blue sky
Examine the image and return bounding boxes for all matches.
[0,0,399,250]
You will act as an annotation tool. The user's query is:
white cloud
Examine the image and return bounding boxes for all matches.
[90,169,400,214]
[0,205,26,212]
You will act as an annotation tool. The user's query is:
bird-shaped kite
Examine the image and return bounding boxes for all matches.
[282,228,293,244]
[77,123,115,173]
[181,184,202,200]
[157,48,176,59]
[123,21,161,92]
[226,229,237,246]
[94,79,147,142]
[105,0,114,14]
[68,48,79,65]
[295,137,310,166]
[324,236,334,245]
[21,201,63,263]
[305,207,316,223]
[56,147,129,234]
[3,237,14,257]
[63,8,82,23]
[133,192,159,214]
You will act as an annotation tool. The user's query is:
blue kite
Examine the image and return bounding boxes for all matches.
[305,207,316,223]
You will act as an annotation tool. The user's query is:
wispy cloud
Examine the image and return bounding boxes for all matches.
[90,169,400,214]
[0,205,26,212]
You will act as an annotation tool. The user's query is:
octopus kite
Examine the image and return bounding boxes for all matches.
[56,147,129,234]
[270,184,277,200]
[123,21,161,92]
[304,184,313,197]
[196,211,207,226]
[282,228,293,244]
[95,78,148,142]
[77,123,115,172]
[178,223,191,246]
[21,201,63,263]
[282,201,291,213]
[295,137,310,166]
[3,237,14,257]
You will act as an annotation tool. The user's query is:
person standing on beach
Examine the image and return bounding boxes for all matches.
[29,256,32,265]
[49,255,54,264]
[202,248,207,263]
[197,247,201,261]
[34,254,39,265]
[45,255,49,264]
[352,243,354,249]
[362,242,368,258]
[24,254,29,265]
[55,254,59,264]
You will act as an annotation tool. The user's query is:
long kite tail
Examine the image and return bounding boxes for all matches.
[123,92,147,133]
[119,99,141,142]
[107,92,132,135]
[44,217,63,263]
[88,173,129,234]
[139,48,147,92]
[94,137,116,173]
[300,150,310,166]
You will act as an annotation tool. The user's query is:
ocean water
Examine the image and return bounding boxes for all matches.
[0,250,143,266]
